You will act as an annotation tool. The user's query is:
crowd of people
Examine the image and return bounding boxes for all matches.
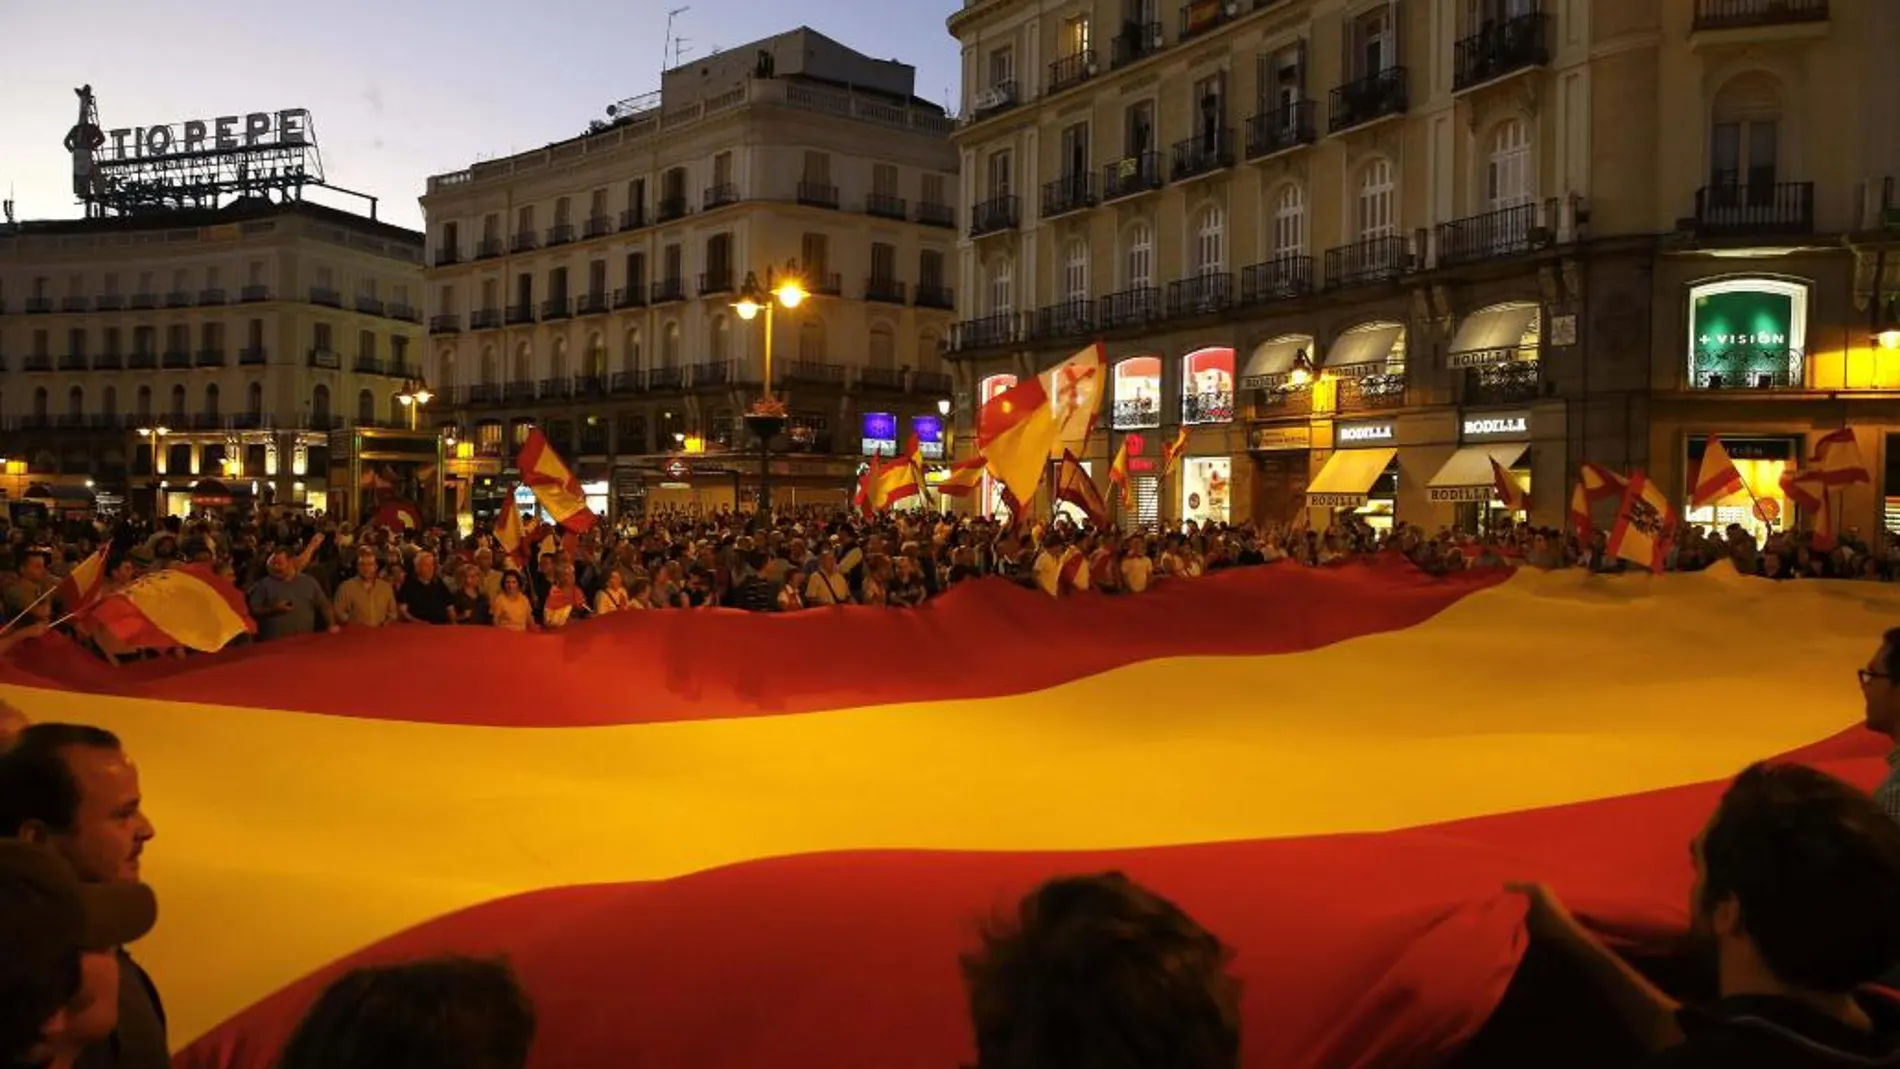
[0,501,1884,658]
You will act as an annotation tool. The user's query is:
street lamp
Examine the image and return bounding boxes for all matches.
[137,424,170,518]
[733,262,809,516]
[396,377,434,430]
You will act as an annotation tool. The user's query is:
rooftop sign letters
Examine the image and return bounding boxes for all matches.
[103,109,312,160]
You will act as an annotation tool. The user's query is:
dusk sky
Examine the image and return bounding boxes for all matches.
[0,0,964,231]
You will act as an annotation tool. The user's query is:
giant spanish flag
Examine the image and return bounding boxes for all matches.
[517,428,598,532]
[79,565,255,652]
[0,562,1891,1069]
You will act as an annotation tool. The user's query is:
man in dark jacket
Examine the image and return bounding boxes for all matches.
[1511,762,1900,1069]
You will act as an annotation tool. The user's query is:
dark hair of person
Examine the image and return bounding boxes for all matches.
[1881,627,1900,679]
[0,944,78,1068]
[962,872,1241,1069]
[0,724,123,836]
[276,956,536,1069]
[1698,762,1900,992]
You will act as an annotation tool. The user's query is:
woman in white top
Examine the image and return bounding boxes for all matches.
[593,569,632,614]
[804,551,853,606]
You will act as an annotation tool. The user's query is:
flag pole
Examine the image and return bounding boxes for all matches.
[0,584,59,636]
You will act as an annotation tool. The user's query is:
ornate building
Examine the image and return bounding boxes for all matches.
[422,27,961,516]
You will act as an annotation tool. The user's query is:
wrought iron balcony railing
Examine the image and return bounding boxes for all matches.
[1694,181,1814,237]
[1112,21,1165,67]
[1048,50,1098,94]
[1453,11,1550,92]
[969,195,1021,237]
[1329,66,1409,133]
[1239,256,1314,304]
[1034,299,1094,340]
[1324,236,1408,288]
[1097,287,1161,330]
[1112,397,1161,430]
[1690,347,1805,390]
[1171,129,1235,180]
[1693,0,1827,31]
[1103,152,1164,200]
[1041,172,1097,217]
[1246,101,1317,159]
[1166,273,1232,317]
[1436,203,1539,266]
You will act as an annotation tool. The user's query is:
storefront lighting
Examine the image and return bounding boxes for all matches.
[1877,300,1900,351]
[937,398,951,417]
[1287,349,1314,387]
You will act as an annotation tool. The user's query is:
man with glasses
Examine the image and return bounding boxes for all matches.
[1860,629,1900,821]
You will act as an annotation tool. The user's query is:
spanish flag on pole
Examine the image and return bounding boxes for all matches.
[934,455,988,498]
[1810,427,1871,486]
[1580,462,1627,502]
[1690,436,1745,508]
[979,344,1105,504]
[1607,472,1676,572]
[517,428,598,532]
[54,547,109,614]
[1054,449,1109,527]
[494,493,528,567]
[869,438,924,510]
[1488,456,1527,512]
[1108,437,1134,508]
[82,565,255,653]
[1780,469,1835,550]
[1162,426,1190,477]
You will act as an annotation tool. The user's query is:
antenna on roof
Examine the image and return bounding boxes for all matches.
[663,6,690,72]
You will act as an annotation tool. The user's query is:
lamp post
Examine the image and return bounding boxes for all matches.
[733,263,809,517]
[136,424,170,516]
[396,376,434,430]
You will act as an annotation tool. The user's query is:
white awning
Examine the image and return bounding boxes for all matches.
[1239,336,1313,389]
[1325,324,1403,372]
[1426,443,1530,503]
[1448,305,1539,368]
[1306,446,1397,508]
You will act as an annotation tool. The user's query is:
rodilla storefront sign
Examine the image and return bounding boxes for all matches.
[1335,421,1394,444]
[1460,411,1531,441]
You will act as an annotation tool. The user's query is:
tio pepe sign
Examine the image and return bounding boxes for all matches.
[103,109,312,161]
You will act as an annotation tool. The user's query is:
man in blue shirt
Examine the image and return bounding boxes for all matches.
[246,550,337,641]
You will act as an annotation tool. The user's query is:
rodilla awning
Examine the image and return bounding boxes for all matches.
[1325,325,1403,372]
[1306,447,1397,508]
[1239,336,1313,390]
[1426,443,1530,503]
[1448,305,1539,368]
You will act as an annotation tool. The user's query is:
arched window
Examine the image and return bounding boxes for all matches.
[1356,159,1395,240]
[1063,240,1089,303]
[798,319,826,361]
[918,332,941,372]
[203,382,219,417]
[311,384,331,424]
[67,385,84,418]
[136,385,152,419]
[169,384,186,420]
[1710,72,1783,198]
[1487,119,1533,210]
[1124,222,1154,289]
[1111,357,1162,430]
[709,315,729,362]
[624,328,643,374]
[32,388,48,422]
[1180,347,1236,424]
[247,382,263,416]
[102,385,117,417]
[480,345,498,385]
[1270,183,1306,258]
[513,343,531,382]
[869,323,896,368]
[987,257,1014,315]
[357,389,375,424]
[435,348,457,389]
[550,337,568,380]
[585,332,607,377]
[1194,205,1226,275]
[661,321,680,367]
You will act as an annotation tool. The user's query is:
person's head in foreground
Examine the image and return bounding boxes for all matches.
[962,872,1241,1069]
[0,840,157,1069]
[277,956,536,1069]
[0,724,155,883]
[1861,628,1900,738]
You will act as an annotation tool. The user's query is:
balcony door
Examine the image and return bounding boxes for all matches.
[1194,73,1225,147]
[1260,43,1305,120]
[1349,5,1394,79]
[1125,100,1154,158]
[1061,123,1089,179]
[1711,120,1777,206]
[987,150,1012,198]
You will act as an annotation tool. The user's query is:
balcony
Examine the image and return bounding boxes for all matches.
[796,181,840,209]
[970,81,1019,119]
[195,349,226,368]
[308,348,340,369]
[128,293,157,310]
[857,366,905,391]
[704,183,739,209]
[1171,128,1234,181]
[162,350,192,369]
[584,214,615,239]
[949,314,1022,352]
[1436,203,1539,266]
[390,302,420,322]
[1103,152,1165,201]
[1166,273,1232,317]
[59,353,88,371]
[1113,398,1161,431]
[198,288,228,306]
[1112,21,1165,67]
[1460,358,1545,406]
[648,365,684,390]
[865,277,907,304]
[464,384,501,404]
[546,223,576,246]
[191,412,226,430]
[1179,0,1237,41]
[239,347,267,366]
[1246,101,1318,160]
[1239,256,1314,304]
[655,196,690,223]
[434,247,460,267]
[650,277,687,304]
[539,377,572,400]
[504,380,536,402]
[96,294,124,311]
[1453,12,1550,92]
[1324,236,1409,288]
[541,297,573,320]
[23,354,52,371]
[475,237,504,259]
[865,192,907,220]
[1691,347,1806,390]
[356,296,386,316]
[614,286,647,309]
[1693,181,1815,237]
[576,291,610,316]
[1692,0,1828,32]
[61,296,90,312]
[915,369,953,393]
[510,232,538,254]
[128,351,157,370]
[915,283,955,310]
[690,361,735,388]
[917,202,956,229]
[1035,299,1094,340]
[1183,389,1234,425]
[470,307,502,330]
[969,195,1021,237]
[505,303,535,325]
[309,286,341,307]
[354,355,387,375]
[699,270,735,296]
[784,361,846,385]
[809,273,842,297]
[573,374,608,397]
[1336,371,1407,415]
[619,207,648,231]
[1329,66,1409,133]
[1097,287,1161,330]
[240,284,271,302]
[95,352,123,369]
[1041,173,1097,218]
[1048,50,1099,94]
[24,297,52,313]
[165,291,194,308]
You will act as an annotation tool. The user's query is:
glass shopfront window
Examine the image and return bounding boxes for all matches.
[1687,278,1808,390]
[1181,347,1236,424]
[1112,356,1162,430]
[1181,456,1231,526]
